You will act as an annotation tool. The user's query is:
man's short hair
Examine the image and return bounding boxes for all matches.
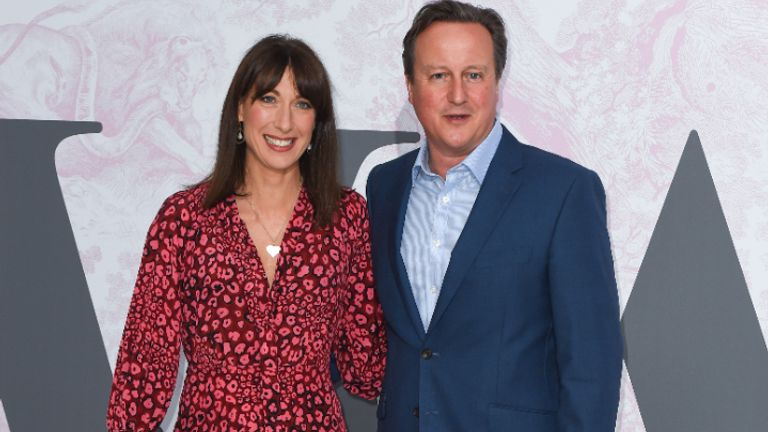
[402,0,507,82]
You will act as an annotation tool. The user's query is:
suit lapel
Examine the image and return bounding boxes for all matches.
[386,152,427,340]
[427,128,524,334]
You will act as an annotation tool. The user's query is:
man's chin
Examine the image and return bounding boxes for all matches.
[429,138,480,156]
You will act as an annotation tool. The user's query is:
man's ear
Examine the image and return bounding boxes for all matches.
[405,76,414,105]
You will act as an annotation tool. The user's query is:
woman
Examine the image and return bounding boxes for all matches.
[106,35,386,432]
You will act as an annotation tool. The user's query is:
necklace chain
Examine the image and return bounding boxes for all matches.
[244,182,301,258]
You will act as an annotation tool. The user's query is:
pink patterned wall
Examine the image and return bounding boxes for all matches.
[1,1,766,431]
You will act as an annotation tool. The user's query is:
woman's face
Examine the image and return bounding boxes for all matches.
[238,68,316,176]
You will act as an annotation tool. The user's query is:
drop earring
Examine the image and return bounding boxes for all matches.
[236,121,244,143]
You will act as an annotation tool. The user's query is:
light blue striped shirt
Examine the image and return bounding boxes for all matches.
[401,120,503,331]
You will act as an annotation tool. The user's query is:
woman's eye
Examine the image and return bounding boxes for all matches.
[260,95,276,103]
[296,100,313,110]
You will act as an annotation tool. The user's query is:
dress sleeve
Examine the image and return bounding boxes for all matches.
[106,195,188,431]
[333,193,387,400]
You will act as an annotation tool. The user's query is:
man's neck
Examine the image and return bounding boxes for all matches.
[427,148,475,179]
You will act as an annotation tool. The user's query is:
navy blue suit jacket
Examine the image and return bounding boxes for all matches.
[366,126,622,432]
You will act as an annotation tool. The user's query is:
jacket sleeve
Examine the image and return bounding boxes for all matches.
[106,196,187,431]
[548,170,623,432]
[333,193,387,400]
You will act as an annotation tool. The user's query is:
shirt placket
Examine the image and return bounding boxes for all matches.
[427,174,450,327]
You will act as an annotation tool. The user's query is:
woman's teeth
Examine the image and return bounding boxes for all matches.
[265,135,292,147]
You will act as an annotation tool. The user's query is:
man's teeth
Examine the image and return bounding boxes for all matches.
[265,136,292,147]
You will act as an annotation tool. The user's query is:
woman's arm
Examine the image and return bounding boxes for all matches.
[106,194,189,431]
[332,192,387,400]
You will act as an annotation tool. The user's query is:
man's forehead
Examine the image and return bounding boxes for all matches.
[415,21,492,43]
[413,22,493,55]
[421,63,490,70]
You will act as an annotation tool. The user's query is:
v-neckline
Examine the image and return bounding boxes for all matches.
[232,190,303,290]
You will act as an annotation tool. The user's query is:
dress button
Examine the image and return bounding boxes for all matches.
[421,348,433,360]
[412,406,419,417]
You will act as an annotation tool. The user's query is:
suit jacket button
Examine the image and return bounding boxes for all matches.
[421,348,433,360]
[412,406,419,417]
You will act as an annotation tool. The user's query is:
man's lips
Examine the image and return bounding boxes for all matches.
[444,114,470,122]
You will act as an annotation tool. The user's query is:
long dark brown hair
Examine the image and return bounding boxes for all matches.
[201,34,341,226]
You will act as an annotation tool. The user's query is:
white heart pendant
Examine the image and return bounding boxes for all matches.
[265,244,281,257]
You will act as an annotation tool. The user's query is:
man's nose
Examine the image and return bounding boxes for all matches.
[448,79,467,105]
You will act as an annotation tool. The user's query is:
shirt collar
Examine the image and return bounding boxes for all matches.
[411,119,502,184]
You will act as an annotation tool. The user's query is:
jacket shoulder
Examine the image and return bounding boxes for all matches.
[366,148,418,198]
[515,141,600,188]
[370,147,419,178]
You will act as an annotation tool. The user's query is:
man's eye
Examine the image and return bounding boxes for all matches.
[296,100,313,110]
[467,72,482,80]
[431,72,446,80]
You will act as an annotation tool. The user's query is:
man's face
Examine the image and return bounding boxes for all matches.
[407,21,499,165]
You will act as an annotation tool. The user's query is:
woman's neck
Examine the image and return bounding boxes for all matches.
[241,166,302,212]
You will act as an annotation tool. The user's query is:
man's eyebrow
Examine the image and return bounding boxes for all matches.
[421,64,489,70]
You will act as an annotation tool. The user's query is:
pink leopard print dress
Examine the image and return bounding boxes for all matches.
[107,184,386,432]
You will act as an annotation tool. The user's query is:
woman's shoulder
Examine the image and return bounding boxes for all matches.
[333,188,370,232]
[338,187,368,213]
[156,182,211,223]
[163,182,208,209]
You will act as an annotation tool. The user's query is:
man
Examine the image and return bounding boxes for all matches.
[365,1,623,431]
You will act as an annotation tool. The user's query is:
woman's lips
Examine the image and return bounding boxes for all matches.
[264,134,295,152]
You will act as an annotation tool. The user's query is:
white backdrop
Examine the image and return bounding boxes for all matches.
[2,1,768,431]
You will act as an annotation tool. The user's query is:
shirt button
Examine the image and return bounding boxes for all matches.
[441,195,450,204]
[430,286,437,294]
[421,348,433,360]
[433,239,441,248]
[412,406,420,417]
